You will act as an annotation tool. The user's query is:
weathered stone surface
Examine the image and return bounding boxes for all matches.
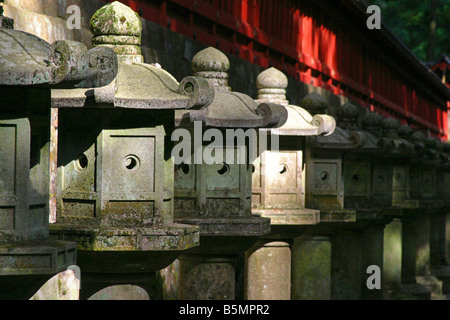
[331,233,362,300]
[174,48,281,238]
[52,13,213,109]
[90,1,142,64]
[383,219,402,288]
[245,241,291,300]
[173,47,291,300]
[0,29,65,85]
[90,2,141,38]
[0,84,78,300]
[183,47,285,128]
[0,15,13,28]
[47,2,212,299]
[0,26,117,87]
[300,91,329,116]
[159,259,180,300]
[255,71,335,136]
[247,74,333,301]
[179,255,235,300]
[292,236,331,300]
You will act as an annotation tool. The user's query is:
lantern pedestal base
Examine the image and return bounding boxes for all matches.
[175,216,271,300]
[245,240,291,300]
[401,283,431,300]
[290,208,390,300]
[50,223,200,299]
[244,208,320,300]
[179,254,236,300]
[416,275,443,299]
[432,265,450,294]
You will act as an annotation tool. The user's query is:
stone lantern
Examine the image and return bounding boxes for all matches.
[443,143,450,273]
[430,139,450,293]
[362,113,397,208]
[290,100,361,300]
[173,48,288,300]
[339,106,381,210]
[385,122,414,208]
[410,132,444,299]
[392,127,444,299]
[0,18,78,299]
[49,1,213,299]
[444,143,450,211]
[331,106,392,300]
[294,103,391,300]
[304,102,361,215]
[244,68,335,300]
[376,117,415,299]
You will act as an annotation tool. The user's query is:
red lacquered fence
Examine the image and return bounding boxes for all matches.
[106,0,449,139]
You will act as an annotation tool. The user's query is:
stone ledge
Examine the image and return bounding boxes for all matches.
[355,208,385,220]
[252,208,320,225]
[175,216,271,237]
[49,223,200,251]
[319,209,357,223]
[0,239,76,275]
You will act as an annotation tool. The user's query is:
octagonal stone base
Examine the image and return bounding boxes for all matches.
[50,223,199,251]
[252,208,320,225]
[50,223,199,271]
[176,216,270,234]
[49,223,200,299]
[174,216,270,299]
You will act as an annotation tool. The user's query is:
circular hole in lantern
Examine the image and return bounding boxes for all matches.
[75,154,88,171]
[320,171,328,181]
[217,163,230,175]
[278,164,288,174]
[178,163,190,175]
[184,82,194,94]
[352,174,359,182]
[124,155,140,170]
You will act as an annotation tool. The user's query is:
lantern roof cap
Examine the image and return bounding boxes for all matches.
[178,47,287,128]
[90,1,143,64]
[192,46,230,73]
[90,1,142,38]
[299,92,328,116]
[398,124,413,138]
[52,3,214,110]
[336,102,359,130]
[0,29,69,85]
[255,67,289,106]
[382,117,400,130]
[411,130,426,142]
[254,71,335,136]
[256,67,288,89]
[362,112,382,129]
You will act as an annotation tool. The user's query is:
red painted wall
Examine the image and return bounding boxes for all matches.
[108,0,449,139]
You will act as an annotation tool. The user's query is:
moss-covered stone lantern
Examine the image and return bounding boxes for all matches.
[290,99,360,300]
[245,68,335,300]
[49,1,213,299]
[0,17,78,299]
[294,103,388,300]
[173,48,288,300]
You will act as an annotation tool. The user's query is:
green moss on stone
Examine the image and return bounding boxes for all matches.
[90,1,142,37]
